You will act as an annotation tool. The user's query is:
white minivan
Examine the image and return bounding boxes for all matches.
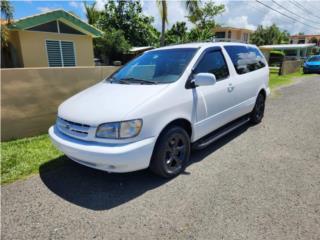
[49,42,269,178]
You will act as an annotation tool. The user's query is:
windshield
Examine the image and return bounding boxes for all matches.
[108,48,198,84]
[308,56,320,62]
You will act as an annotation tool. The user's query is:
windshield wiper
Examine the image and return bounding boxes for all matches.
[119,78,157,85]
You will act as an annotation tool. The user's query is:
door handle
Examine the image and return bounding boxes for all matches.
[227,84,235,92]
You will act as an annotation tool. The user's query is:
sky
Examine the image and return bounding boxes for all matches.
[9,0,320,35]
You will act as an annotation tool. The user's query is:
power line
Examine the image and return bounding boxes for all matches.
[255,0,320,31]
[289,0,320,21]
[271,0,320,25]
[252,2,295,26]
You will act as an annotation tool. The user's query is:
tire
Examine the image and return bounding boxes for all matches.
[250,92,265,124]
[150,126,190,178]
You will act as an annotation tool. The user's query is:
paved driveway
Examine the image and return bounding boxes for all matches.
[2,76,320,240]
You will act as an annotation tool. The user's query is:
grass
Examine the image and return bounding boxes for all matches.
[1,134,63,184]
[269,68,310,90]
[1,69,316,184]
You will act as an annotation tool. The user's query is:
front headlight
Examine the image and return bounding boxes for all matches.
[96,119,142,139]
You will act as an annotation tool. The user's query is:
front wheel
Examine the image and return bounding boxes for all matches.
[250,93,265,124]
[150,126,190,178]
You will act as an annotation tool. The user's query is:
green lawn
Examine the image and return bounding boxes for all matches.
[1,134,63,184]
[269,68,307,90]
[1,69,315,184]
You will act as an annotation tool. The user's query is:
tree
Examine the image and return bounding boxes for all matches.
[185,0,200,16]
[187,1,225,42]
[97,0,158,47]
[309,37,318,44]
[251,24,290,46]
[187,1,225,30]
[157,0,200,46]
[157,0,168,46]
[1,0,14,48]
[165,21,188,45]
[84,1,100,25]
[95,30,131,64]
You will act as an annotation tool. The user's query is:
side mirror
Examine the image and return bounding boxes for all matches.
[192,73,216,87]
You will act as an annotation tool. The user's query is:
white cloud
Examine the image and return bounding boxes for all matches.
[37,7,55,13]
[226,16,256,30]
[69,1,79,8]
[143,1,193,31]
[73,0,320,35]
[95,0,107,11]
[69,0,86,15]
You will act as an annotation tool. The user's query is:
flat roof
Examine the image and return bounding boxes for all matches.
[290,34,320,38]
[259,43,316,50]
[214,27,253,32]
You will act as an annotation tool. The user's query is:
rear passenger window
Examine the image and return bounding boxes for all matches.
[194,50,229,81]
[224,45,266,74]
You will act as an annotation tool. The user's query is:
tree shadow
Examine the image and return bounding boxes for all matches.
[39,123,250,211]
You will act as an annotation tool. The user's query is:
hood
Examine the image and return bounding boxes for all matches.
[306,61,320,66]
[58,82,169,126]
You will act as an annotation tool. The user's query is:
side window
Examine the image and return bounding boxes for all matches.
[224,45,266,74]
[194,50,229,81]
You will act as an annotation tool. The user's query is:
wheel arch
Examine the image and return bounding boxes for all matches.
[159,118,193,138]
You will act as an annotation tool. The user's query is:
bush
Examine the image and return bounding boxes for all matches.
[269,50,285,66]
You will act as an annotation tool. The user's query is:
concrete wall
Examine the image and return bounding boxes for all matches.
[280,60,302,75]
[11,30,95,67]
[1,66,118,141]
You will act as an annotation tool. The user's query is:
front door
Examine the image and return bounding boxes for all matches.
[192,48,236,140]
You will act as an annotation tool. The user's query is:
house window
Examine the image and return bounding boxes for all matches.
[215,32,226,39]
[46,40,76,67]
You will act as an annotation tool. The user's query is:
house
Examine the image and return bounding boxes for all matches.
[2,9,103,68]
[289,34,320,46]
[213,27,253,43]
[259,43,316,61]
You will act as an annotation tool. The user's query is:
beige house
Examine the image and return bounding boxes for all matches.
[289,34,320,46]
[213,27,253,43]
[2,10,103,68]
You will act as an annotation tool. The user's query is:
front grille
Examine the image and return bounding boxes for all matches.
[56,117,91,139]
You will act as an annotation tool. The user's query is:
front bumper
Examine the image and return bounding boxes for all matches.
[303,66,320,73]
[49,126,156,173]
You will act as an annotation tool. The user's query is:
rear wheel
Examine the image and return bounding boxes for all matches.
[250,92,265,124]
[150,126,190,178]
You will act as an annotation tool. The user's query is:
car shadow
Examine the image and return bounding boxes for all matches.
[39,123,250,211]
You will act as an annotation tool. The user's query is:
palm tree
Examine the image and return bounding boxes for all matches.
[1,0,14,48]
[1,0,13,21]
[185,0,200,16]
[157,0,199,46]
[84,1,100,26]
[156,0,168,46]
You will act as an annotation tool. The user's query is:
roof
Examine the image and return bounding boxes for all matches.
[129,46,154,53]
[259,43,316,50]
[214,27,254,33]
[290,34,320,38]
[8,9,103,38]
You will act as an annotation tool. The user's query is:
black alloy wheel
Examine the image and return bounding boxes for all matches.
[150,126,190,178]
[250,93,265,124]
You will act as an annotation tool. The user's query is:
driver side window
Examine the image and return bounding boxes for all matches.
[194,50,229,81]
